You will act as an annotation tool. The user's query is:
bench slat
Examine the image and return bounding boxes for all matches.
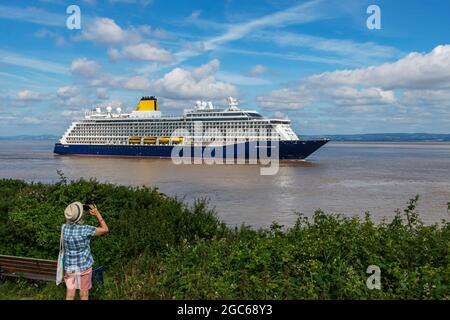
[0,261,56,270]
[0,259,57,269]
[0,255,58,282]
[1,272,55,282]
[0,255,57,265]
[0,265,56,275]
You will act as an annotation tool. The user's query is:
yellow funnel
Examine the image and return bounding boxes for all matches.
[136,96,158,111]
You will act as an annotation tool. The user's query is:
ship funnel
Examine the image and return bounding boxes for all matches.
[136,96,158,111]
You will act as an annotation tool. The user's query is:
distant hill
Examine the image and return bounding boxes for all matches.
[303,133,450,142]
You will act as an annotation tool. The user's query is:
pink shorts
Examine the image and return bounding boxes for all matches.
[64,267,93,291]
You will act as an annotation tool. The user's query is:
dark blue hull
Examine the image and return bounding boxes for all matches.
[53,140,329,160]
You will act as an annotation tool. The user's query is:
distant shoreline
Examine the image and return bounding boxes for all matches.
[1,133,450,142]
[305,133,450,142]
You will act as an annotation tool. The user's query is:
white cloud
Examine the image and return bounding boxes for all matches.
[308,45,450,90]
[108,48,121,61]
[62,95,90,107]
[57,85,80,98]
[89,77,118,88]
[123,76,152,91]
[153,59,238,99]
[82,18,128,44]
[81,17,166,46]
[118,43,174,63]
[273,111,288,119]
[96,88,109,99]
[247,65,267,77]
[326,87,396,106]
[70,58,101,78]
[16,90,46,101]
[258,45,450,111]
[120,59,237,99]
[257,86,314,110]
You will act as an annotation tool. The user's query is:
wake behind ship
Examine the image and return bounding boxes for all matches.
[54,96,328,160]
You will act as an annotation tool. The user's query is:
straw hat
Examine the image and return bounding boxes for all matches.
[64,202,84,224]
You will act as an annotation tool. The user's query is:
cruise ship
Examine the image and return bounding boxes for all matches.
[54,96,328,160]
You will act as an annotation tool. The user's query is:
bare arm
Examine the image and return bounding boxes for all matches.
[89,204,109,236]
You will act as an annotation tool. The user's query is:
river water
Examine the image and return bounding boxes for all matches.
[0,140,449,228]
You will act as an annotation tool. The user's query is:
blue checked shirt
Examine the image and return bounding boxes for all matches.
[63,224,97,272]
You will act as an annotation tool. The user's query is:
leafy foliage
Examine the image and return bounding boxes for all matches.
[0,179,449,299]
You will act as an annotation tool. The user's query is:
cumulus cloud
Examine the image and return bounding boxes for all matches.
[70,58,101,78]
[81,18,128,44]
[123,76,152,91]
[16,90,46,101]
[108,48,121,61]
[308,45,450,90]
[81,17,168,45]
[257,86,314,110]
[62,95,90,107]
[325,87,396,106]
[120,59,237,99]
[114,43,174,63]
[57,85,80,98]
[153,59,238,99]
[55,85,92,107]
[258,45,450,111]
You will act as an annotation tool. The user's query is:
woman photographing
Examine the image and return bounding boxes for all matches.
[62,203,109,300]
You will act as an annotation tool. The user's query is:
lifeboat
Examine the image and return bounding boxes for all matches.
[159,137,170,144]
[143,136,157,145]
[128,136,141,144]
[171,137,184,144]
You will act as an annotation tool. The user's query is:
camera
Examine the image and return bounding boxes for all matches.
[83,204,93,211]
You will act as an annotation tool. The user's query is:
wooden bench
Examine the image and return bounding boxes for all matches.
[0,255,104,284]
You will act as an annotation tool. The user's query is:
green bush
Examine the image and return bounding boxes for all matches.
[0,178,449,299]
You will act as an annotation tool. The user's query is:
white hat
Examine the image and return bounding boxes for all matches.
[64,202,84,224]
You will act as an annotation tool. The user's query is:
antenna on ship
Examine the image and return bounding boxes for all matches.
[227,97,239,111]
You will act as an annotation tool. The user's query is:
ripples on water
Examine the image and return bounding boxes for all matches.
[0,140,449,228]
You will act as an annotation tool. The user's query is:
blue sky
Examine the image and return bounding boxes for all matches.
[1,0,450,135]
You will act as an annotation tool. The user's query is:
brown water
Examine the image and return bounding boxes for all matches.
[1,140,449,228]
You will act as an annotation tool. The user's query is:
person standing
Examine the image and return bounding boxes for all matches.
[62,202,109,300]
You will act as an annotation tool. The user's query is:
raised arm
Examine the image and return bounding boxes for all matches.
[89,204,109,236]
